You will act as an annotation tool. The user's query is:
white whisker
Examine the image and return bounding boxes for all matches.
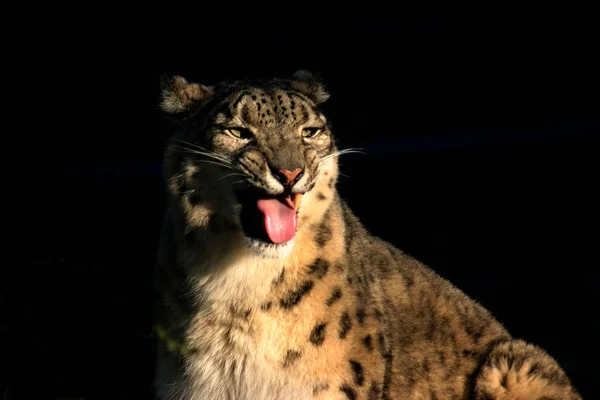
[170,138,215,153]
[212,173,247,184]
[169,145,233,165]
[193,159,238,170]
[168,172,186,182]
[320,168,349,179]
[169,139,233,164]
[319,148,366,163]
[167,147,239,172]
[168,143,234,165]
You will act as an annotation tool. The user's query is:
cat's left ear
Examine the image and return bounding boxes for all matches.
[290,70,330,105]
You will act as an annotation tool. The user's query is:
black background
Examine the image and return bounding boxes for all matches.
[4,9,599,399]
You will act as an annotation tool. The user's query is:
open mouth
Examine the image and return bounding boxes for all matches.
[236,188,303,244]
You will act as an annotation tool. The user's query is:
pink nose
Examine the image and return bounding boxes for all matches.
[277,168,303,188]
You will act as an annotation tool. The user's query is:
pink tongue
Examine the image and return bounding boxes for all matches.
[256,196,297,244]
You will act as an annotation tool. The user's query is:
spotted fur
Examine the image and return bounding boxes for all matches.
[153,71,581,399]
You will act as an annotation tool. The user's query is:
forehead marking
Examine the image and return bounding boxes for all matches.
[237,89,273,126]
[289,93,312,124]
[232,91,252,111]
[228,87,323,127]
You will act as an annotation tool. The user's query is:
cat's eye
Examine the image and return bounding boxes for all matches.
[225,127,253,139]
[301,128,321,139]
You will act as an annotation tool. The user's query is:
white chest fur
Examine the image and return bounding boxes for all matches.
[180,249,314,400]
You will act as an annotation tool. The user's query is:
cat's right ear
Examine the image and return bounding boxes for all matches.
[159,75,213,120]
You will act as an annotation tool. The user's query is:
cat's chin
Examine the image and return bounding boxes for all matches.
[244,236,295,259]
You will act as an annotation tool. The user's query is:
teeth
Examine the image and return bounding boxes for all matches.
[292,193,303,209]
